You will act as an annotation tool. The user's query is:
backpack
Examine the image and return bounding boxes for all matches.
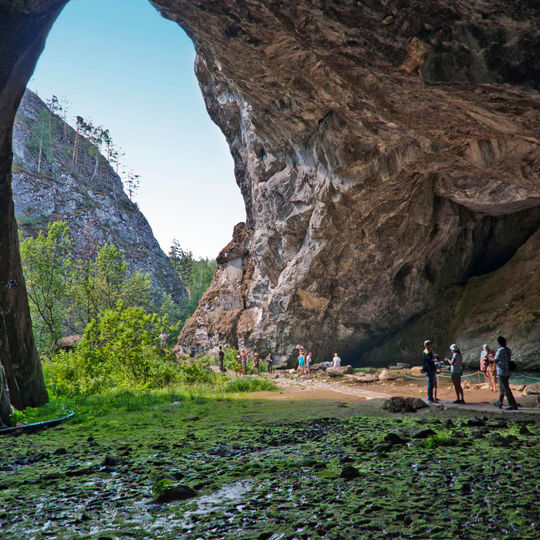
[509,359,517,372]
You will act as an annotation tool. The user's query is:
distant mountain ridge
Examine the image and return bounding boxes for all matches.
[12,89,185,302]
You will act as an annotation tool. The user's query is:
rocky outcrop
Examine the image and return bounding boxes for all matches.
[1,1,540,407]
[13,89,185,302]
[170,0,540,366]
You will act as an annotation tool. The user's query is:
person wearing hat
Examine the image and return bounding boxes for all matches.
[422,340,438,403]
[448,343,465,404]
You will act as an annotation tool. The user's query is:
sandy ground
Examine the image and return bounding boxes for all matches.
[251,371,540,415]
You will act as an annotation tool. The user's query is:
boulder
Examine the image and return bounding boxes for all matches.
[524,383,540,395]
[340,465,361,480]
[155,485,197,504]
[383,396,428,413]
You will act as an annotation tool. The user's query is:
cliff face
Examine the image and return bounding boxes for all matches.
[1,1,540,409]
[13,89,185,302]
[164,0,540,366]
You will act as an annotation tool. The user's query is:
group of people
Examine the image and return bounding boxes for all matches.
[296,345,343,373]
[227,347,273,375]
[422,335,518,410]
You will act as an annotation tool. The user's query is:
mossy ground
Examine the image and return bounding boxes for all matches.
[0,392,538,539]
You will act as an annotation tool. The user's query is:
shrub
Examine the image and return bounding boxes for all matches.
[47,304,178,395]
[223,377,277,393]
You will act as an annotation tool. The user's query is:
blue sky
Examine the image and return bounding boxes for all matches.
[28,0,245,259]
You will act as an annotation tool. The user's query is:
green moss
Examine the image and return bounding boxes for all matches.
[1,394,538,538]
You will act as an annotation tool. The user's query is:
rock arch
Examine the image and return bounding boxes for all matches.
[1,1,540,407]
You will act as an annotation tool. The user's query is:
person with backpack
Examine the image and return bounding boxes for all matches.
[493,336,518,410]
[422,340,439,403]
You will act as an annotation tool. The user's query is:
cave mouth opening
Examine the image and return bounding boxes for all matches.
[20,0,244,261]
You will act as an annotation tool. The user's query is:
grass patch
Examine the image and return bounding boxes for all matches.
[222,377,277,393]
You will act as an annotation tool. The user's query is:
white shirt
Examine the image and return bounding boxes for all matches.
[332,356,341,368]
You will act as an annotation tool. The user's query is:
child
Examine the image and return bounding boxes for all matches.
[306,352,313,374]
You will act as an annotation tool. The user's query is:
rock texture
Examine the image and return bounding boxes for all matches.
[12,89,185,302]
[168,0,540,367]
[0,1,540,407]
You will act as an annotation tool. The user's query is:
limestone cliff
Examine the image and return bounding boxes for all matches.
[164,0,540,367]
[12,89,185,302]
[1,1,540,409]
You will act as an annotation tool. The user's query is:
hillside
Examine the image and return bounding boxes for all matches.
[12,89,185,303]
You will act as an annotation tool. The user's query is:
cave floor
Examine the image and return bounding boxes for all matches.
[0,392,538,539]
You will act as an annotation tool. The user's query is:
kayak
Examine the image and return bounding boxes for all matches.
[0,411,74,435]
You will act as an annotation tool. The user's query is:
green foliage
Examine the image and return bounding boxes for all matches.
[422,431,457,449]
[46,304,178,395]
[26,109,51,172]
[223,377,277,393]
[177,360,219,386]
[168,240,216,326]
[19,221,73,353]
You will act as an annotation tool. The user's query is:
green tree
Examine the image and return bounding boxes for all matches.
[19,221,74,353]
[180,258,217,322]
[68,243,153,331]
[48,304,178,395]
[168,239,193,285]
[27,109,51,173]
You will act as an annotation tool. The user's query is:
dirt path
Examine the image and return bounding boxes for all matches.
[252,372,540,415]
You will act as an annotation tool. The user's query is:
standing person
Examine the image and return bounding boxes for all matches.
[298,349,305,373]
[448,344,465,404]
[266,353,273,374]
[159,329,168,350]
[422,340,438,403]
[306,352,313,373]
[240,349,249,376]
[480,344,497,392]
[494,336,518,410]
[218,345,225,373]
[332,352,341,368]
[253,353,261,375]
[486,347,497,392]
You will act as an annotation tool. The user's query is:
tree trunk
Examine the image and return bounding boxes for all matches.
[0,2,65,410]
[0,360,11,427]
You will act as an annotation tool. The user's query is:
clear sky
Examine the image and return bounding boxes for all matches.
[28,0,245,259]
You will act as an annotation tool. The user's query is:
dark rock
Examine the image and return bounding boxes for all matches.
[103,454,121,466]
[53,448,67,455]
[410,428,436,439]
[155,485,197,504]
[340,465,361,480]
[467,418,486,427]
[384,432,409,445]
[383,396,427,413]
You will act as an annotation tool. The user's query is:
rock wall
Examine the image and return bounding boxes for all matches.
[0,1,539,408]
[12,89,185,302]
[165,0,540,366]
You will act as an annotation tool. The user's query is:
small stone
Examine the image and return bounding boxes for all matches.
[340,465,360,479]
[53,447,67,455]
[103,454,121,466]
[384,432,408,445]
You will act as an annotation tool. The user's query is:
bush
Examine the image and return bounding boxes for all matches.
[46,304,179,395]
[223,377,277,393]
